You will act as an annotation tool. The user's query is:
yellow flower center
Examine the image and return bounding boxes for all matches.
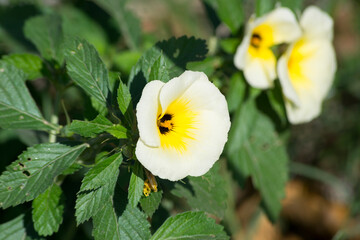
[248,24,275,60]
[157,98,197,153]
[287,39,313,90]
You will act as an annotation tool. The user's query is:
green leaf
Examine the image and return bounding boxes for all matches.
[76,182,116,224]
[61,6,108,55]
[75,153,122,224]
[172,163,227,219]
[226,98,288,221]
[117,81,132,116]
[0,143,88,209]
[61,162,83,176]
[255,0,276,16]
[128,36,207,103]
[280,0,303,12]
[69,115,127,139]
[140,190,163,218]
[32,184,64,236]
[1,54,42,80]
[219,38,241,54]
[226,73,246,113]
[106,124,128,139]
[148,54,169,82]
[93,0,141,50]
[23,14,63,62]
[0,62,58,131]
[118,204,151,240]
[0,214,26,240]
[117,80,134,127]
[156,36,208,79]
[215,0,244,34]
[92,196,121,240]
[151,211,229,240]
[80,153,123,192]
[64,37,110,106]
[113,50,141,75]
[0,214,43,240]
[69,115,111,137]
[186,57,222,77]
[128,161,144,207]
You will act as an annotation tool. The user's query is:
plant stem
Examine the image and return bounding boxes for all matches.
[49,114,59,143]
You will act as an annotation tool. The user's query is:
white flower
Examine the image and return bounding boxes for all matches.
[277,6,336,124]
[135,71,230,181]
[234,7,301,89]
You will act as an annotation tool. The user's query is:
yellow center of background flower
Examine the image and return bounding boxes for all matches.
[248,24,275,60]
[288,39,314,91]
[157,97,197,153]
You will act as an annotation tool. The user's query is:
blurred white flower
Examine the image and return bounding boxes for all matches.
[234,7,301,89]
[135,71,230,181]
[278,6,336,124]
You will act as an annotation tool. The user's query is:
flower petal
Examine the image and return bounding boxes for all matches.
[260,7,302,44]
[285,90,322,124]
[136,80,164,147]
[279,39,336,123]
[277,44,300,106]
[136,110,230,181]
[301,6,333,41]
[244,51,276,89]
[234,35,251,70]
[159,71,207,115]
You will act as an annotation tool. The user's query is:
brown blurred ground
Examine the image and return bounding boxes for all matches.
[234,179,352,240]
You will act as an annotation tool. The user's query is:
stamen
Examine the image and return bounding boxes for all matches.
[158,114,174,135]
[251,33,262,48]
[143,180,151,197]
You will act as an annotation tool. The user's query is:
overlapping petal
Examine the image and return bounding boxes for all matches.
[135,71,230,181]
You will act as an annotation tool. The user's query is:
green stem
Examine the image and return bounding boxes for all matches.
[49,93,61,143]
[49,114,59,143]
